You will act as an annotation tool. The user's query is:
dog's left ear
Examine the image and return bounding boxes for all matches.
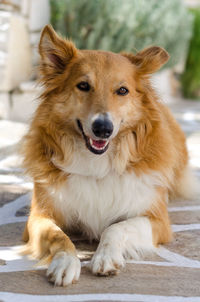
[122,46,169,74]
[39,24,77,75]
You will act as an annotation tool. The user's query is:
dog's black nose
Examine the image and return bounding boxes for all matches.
[92,117,113,139]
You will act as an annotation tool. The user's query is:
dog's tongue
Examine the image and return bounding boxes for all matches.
[92,139,107,149]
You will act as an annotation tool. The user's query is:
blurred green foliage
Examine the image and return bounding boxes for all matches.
[50,0,193,68]
[181,8,200,99]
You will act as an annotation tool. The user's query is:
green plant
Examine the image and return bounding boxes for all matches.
[50,0,193,68]
[181,8,200,99]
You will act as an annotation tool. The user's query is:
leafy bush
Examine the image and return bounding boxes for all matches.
[50,0,193,68]
[181,8,200,99]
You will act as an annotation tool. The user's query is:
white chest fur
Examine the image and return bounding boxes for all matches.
[49,169,162,239]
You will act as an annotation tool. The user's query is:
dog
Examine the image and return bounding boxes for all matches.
[22,24,198,286]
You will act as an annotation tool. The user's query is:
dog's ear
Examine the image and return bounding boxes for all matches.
[122,46,169,74]
[39,25,77,75]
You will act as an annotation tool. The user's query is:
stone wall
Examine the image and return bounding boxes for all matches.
[0,0,50,121]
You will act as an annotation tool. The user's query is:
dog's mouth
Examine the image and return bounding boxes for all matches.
[77,120,109,155]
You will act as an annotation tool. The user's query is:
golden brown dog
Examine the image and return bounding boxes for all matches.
[22,25,197,286]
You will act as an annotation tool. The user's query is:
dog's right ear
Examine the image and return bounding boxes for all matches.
[39,25,77,75]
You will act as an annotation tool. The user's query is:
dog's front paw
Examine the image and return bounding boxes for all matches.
[47,251,81,286]
[91,246,125,276]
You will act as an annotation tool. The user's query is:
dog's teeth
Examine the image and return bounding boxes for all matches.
[89,138,108,150]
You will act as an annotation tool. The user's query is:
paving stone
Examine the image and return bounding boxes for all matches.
[0,265,200,296]
[0,222,25,246]
[169,211,200,224]
[167,230,200,261]
[0,186,28,207]
[15,205,30,217]
[169,199,200,207]
[0,97,200,299]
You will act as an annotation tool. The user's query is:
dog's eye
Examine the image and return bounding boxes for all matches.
[77,81,91,92]
[116,87,129,96]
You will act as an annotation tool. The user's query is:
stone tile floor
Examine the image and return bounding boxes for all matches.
[0,97,200,302]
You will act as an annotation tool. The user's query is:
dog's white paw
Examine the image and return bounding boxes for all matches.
[47,251,81,286]
[91,246,125,276]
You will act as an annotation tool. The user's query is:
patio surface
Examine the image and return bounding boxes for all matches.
[0,96,200,302]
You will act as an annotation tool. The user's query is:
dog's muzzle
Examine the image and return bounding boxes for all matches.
[77,116,113,155]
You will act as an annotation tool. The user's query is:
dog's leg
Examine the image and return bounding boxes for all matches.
[91,216,153,275]
[24,191,81,286]
[91,194,172,276]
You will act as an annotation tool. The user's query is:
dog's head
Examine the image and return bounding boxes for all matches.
[38,25,169,156]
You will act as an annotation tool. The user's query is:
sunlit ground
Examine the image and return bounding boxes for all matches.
[169,100,200,172]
